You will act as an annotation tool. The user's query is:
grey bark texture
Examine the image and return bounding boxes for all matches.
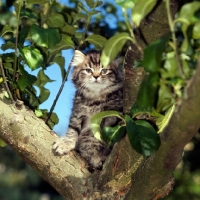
[1,1,199,199]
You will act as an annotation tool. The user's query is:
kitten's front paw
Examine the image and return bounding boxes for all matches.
[52,137,76,155]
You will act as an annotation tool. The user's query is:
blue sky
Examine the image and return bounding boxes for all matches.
[0,0,122,135]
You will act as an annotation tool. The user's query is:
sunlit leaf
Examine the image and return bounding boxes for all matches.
[35,109,43,117]
[157,105,175,134]
[85,35,107,50]
[132,0,157,27]
[101,33,134,67]
[126,115,160,156]
[48,34,74,55]
[193,23,200,39]
[46,13,65,28]
[19,46,43,70]
[91,111,124,140]
[61,24,78,36]
[30,24,61,48]
[116,0,136,9]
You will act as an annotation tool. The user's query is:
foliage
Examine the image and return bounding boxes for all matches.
[0,0,200,155]
[1,0,200,198]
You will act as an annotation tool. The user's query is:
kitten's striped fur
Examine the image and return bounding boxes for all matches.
[52,50,123,170]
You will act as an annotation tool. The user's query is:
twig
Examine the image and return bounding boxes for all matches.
[123,9,143,57]
[46,3,98,124]
[0,58,14,101]
[45,63,72,124]
[13,0,23,82]
[164,0,185,79]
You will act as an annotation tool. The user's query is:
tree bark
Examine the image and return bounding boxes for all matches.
[2,1,198,200]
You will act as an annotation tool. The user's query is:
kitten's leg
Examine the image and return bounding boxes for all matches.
[52,128,78,155]
[77,131,111,170]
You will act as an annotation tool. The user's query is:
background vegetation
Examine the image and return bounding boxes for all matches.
[1,0,200,199]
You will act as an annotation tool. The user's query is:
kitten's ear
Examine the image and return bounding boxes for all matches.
[71,50,85,66]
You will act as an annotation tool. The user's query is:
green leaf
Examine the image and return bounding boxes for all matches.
[38,87,50,104]
[101,33,134,67]
[20,9,37,19]
[116,0,136,9]
[34,69,54,87]
[0,139,6,147]
[132,0,157,27]
[46,13,65,28]
[85,35,107,50]
[61,24,78,36]
[1,41,15,51]
[26,0,49,4]
[157,105,175,134]
[17,65,37,91]
[175,2,200,52]
[53,56,65,81]
[86,0,95,8]
[91,111,124,141]
[193,22,200,39]
[156,83,174,113]
[134,73,159,111]
[34,69,54,104]
[142,35,170,73]
[47,112,59,129]
[19,27,30,44]
[19,46,43,70]
[48,34,74,56]
[0,25,14,37]
[88,10,100,17]
[96,1,103,7]
[35,109,43,117]
[126,115,160,156]
[74,13,88,23]
[30,24,61,48]
[102,125,126,146]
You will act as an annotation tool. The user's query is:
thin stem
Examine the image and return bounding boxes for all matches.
[0,58,14,101]
[123,9,143,57]
[165,0,185,79]
[46,5,96,123]
[13,0,23,82]
[45,63,72,124]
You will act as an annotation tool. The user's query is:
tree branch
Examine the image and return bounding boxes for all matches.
[0,84,142,199]
[125,59,200,200]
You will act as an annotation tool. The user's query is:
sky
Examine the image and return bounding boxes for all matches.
[0,0,121,136]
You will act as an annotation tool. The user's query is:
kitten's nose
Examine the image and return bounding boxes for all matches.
[93,76,99,79]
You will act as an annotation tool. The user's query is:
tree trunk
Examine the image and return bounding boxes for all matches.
[1,1,199,200]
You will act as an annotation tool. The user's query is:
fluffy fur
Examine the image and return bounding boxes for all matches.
[52,50,123,170]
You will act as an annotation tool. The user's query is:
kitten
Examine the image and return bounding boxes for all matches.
[52,50,123,171]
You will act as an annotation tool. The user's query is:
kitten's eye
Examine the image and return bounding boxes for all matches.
[101,69,108,75]
[85,69,92,73]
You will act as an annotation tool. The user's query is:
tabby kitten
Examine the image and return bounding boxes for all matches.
[52,50,123,170]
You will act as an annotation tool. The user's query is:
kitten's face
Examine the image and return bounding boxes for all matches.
[71,50,122,96]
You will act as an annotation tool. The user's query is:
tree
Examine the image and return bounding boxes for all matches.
[0,0,200,199]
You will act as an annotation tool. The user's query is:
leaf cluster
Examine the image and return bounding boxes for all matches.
[91,0,200,156]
